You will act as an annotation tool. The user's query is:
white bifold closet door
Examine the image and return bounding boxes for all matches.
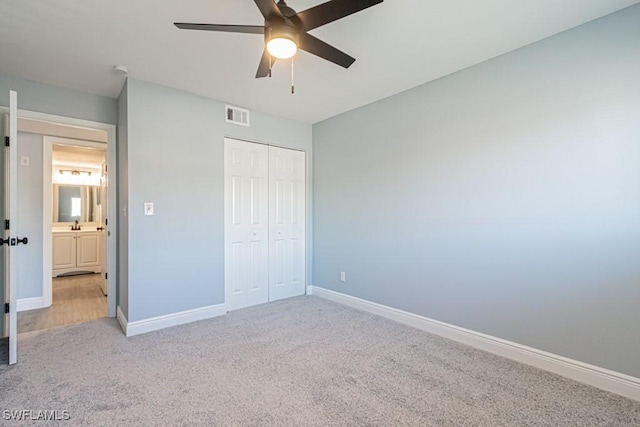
[224,139,270,311]
[268,146,306,301]
[224,138,306,311]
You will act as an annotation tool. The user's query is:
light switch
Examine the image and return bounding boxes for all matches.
[144,202,154,216]
[20,156,30,167]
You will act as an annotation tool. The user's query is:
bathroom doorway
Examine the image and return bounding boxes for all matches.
[19,140,107,333]
[10,115,116,334]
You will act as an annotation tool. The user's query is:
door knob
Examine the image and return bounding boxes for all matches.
[97,227,104,231]
[0,237,28,246]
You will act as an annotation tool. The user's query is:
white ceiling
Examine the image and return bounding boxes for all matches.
[52,144,105,169]
[1,0,638,123]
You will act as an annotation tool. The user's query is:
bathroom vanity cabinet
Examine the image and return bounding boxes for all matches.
[52,231,102,277]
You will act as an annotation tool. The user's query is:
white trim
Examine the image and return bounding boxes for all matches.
[42,139,53,307]
[16,296,45,312]
[123,304,228,337]
[116,306,128,335]
[309,285,640,402]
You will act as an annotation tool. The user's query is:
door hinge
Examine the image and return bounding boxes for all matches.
[105,272,108,280]
[105,218,108,226]
[4,303,9,314]
[4,136,9,147]
[5,219,9,230]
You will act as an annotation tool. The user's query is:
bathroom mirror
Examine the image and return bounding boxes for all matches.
[52,184,101,225]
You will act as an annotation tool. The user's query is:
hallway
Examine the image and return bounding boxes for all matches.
[18,274,106,334]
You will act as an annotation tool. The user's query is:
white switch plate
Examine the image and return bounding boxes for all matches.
[340,271,346,282]
[144,202,154,216]
[20,156,30,167]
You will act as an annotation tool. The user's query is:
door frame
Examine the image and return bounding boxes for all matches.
[0,107,118,318]
[43,136,109,311]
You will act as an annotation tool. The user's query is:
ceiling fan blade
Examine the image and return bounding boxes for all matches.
[254,0,284,21]
[256,48,277,78]
[174,23,265,34]
[298,33,355,68]
[293,0,383,31]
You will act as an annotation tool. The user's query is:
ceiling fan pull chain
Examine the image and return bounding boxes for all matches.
[291,57,295,94]
[268,27,273,78]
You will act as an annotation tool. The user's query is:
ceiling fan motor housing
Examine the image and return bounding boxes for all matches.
[266,23,299,45]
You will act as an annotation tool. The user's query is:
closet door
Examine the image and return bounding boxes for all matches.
[224,138,269,311]
[269,146,306,301]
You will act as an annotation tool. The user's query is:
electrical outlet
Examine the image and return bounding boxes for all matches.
[340,271,346,282]
[20,156,30,167]
[144,202,154,216]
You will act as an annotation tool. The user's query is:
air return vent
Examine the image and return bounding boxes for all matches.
[225,105,250,127]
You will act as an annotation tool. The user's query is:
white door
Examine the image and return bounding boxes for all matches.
[268,146,306,301]
[3,90,20,364]
[224,138,269,311]
[99,162,108,294]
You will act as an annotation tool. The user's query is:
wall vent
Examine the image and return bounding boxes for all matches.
[225,105,250,127]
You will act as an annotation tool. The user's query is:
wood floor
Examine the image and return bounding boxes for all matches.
[17,273,107,334]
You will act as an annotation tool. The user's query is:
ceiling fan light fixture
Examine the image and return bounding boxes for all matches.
[266,25,298,59]
[267,37,297,59]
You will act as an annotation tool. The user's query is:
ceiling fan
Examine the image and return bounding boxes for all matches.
[174,0,383,79]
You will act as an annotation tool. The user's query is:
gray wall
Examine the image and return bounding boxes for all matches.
[312,5,640,377]
[16,133,44,299]
[117,81,129,319]
[0,76,117,125]
[124,79,312,322]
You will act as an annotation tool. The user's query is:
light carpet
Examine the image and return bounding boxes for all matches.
[1,296,639,425]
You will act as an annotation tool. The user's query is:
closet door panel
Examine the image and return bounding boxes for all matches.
[224,138,269,310]
[269,146,306,301]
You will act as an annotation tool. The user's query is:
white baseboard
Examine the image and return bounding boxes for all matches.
[116,306,128,335]
[118,304,228,337]
[17,296,46,312]
[308,285,640,402]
